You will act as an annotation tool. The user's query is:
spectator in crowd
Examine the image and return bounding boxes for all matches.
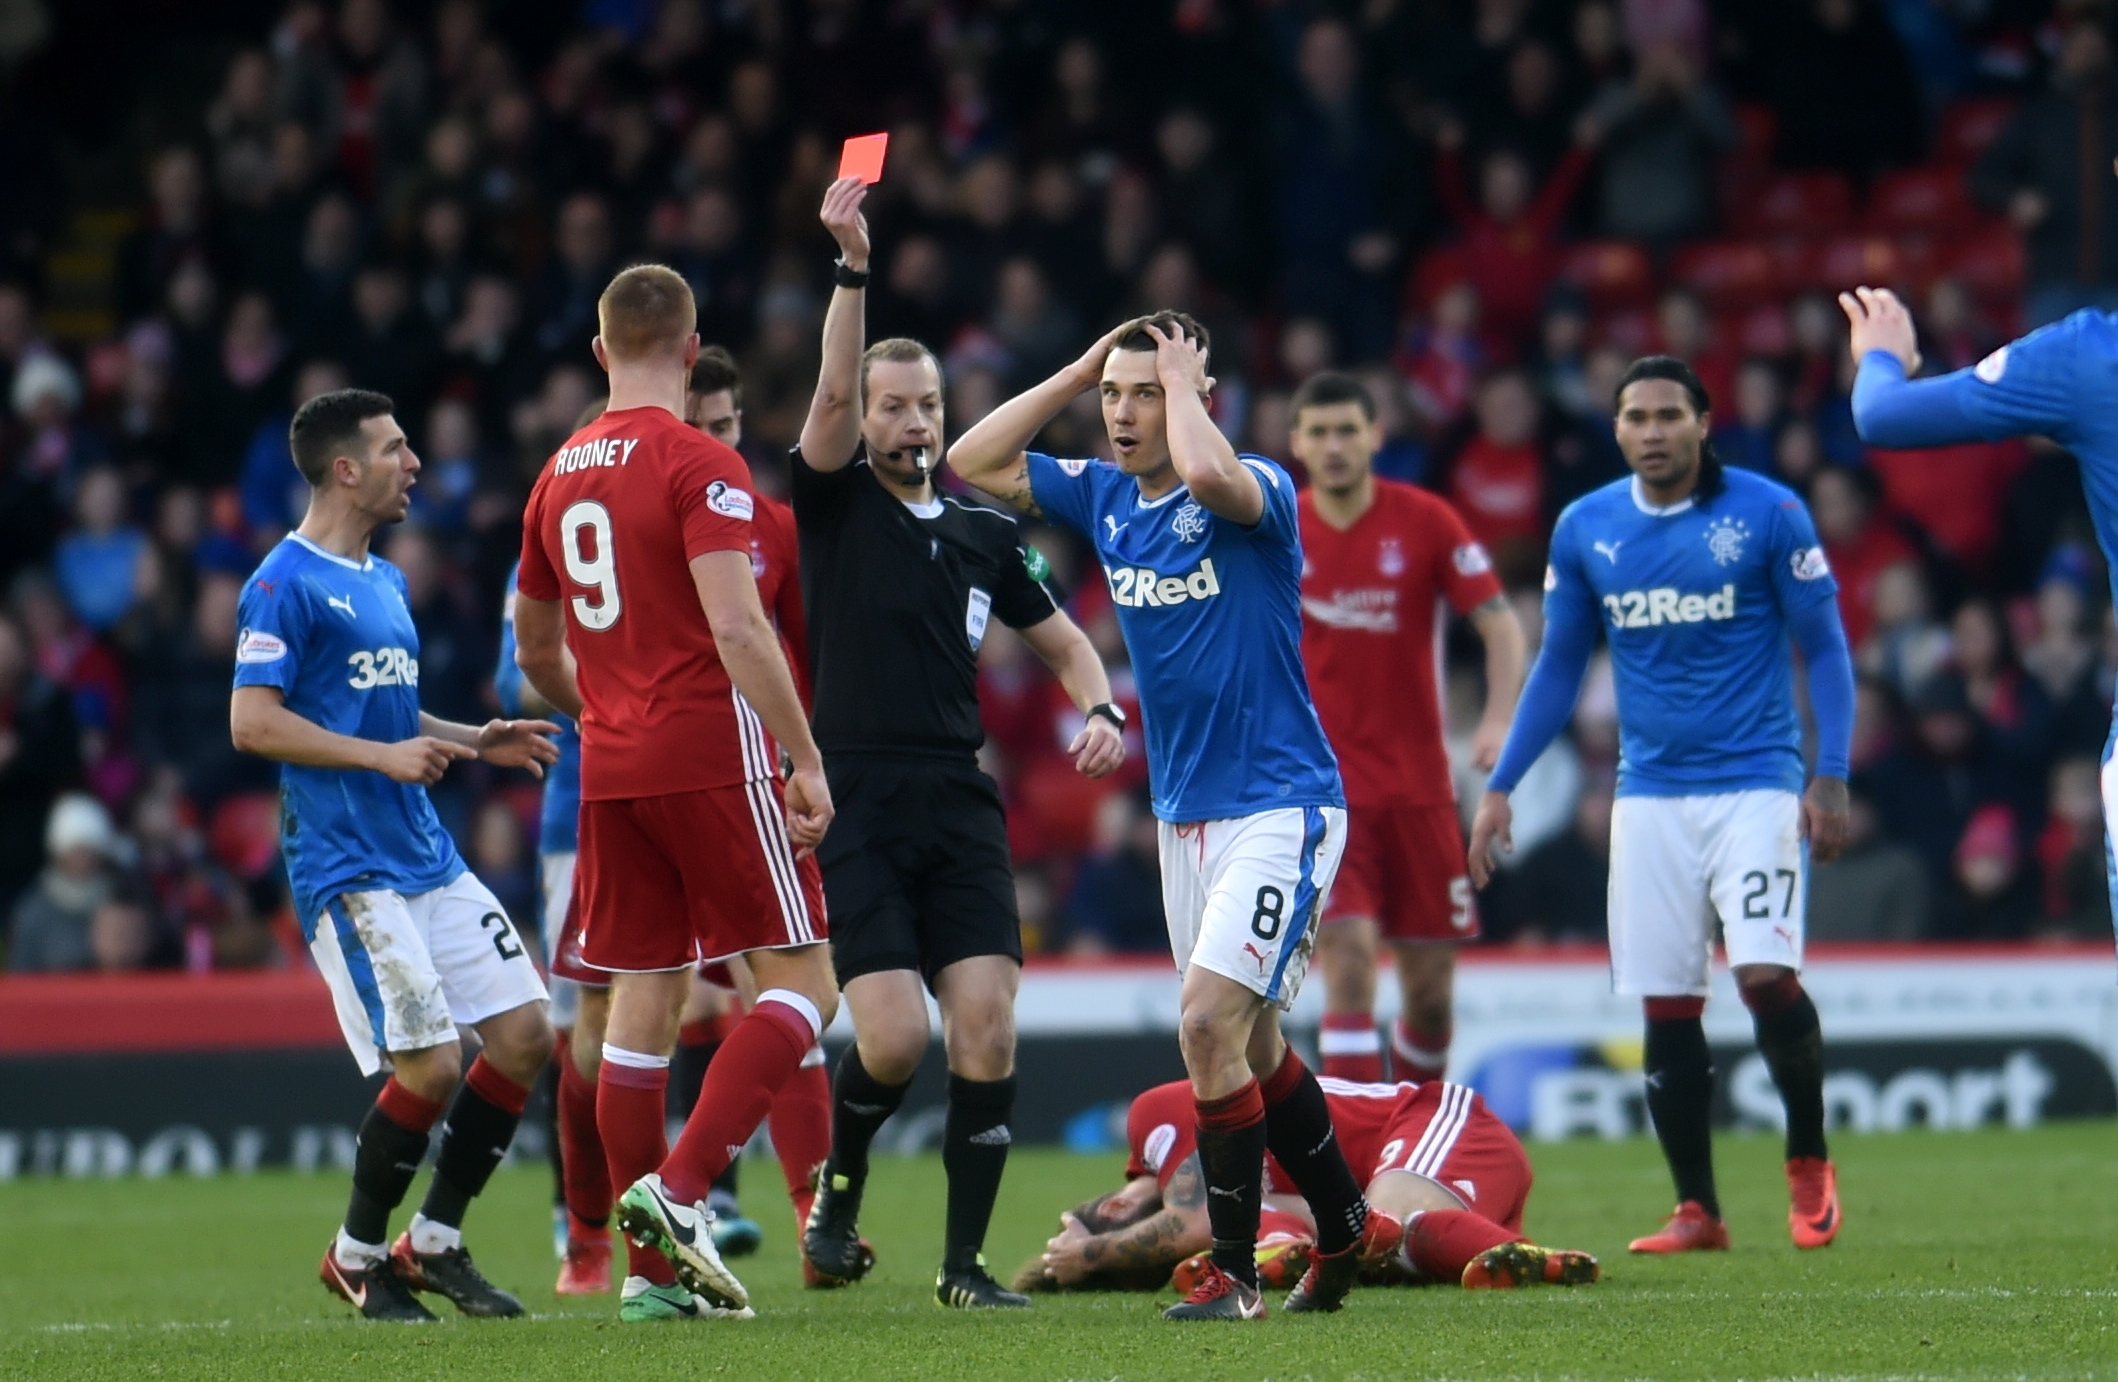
[1809,464,1919,651]
[1758,0,1924,181]
[1486,780,1613,945]
[2019,551,2111,758]
[1059,791,1166,956]
[1713,359,1785,476]
[1938,803,2040,940]
[1808,786,1930,940]
[1972,17,2118,326]
[54,467,152,635]
[0,613,80,920]
[1862,672,2023,887]
[1445,368,1548,583]
[1431,118,1595,349]
[8,792,127,973]
[2035,756,2114,941]
[1581,40,1737,245]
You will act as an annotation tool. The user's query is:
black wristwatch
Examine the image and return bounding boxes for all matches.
[833,257,870,289]
[1087,702,1127,731]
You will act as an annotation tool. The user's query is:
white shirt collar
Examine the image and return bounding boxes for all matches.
[898,495,943,519]
[1630,475,1695,517]
[291,533,373,571]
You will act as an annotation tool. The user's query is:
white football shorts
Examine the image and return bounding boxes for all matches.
[541,850,581,1030]
[1606,788,1806,997]
[309,871,549,1076]
[1159,805,1347,1011]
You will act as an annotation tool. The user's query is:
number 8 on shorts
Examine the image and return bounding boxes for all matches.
[1605,788,1805,997]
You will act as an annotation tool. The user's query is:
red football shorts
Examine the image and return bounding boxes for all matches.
[1366,1082,1531,1233]
[1324,803,1479,942]
[547,862,604,987]
[576,781,827,973]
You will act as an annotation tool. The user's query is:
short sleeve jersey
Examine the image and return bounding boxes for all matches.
[1299,480,1502,808]
[750,491,811,707]
[517,406,763,800]
[231,535,464,935]
[1313,1076,1432,1177]
[1544,468,1840,797]
[496,563,580,856]
[1027,452,1343,822]
[791,449,1059,759]
[1124,1081,1291,1192]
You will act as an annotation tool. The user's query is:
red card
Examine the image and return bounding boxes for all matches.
[838,132,889,185]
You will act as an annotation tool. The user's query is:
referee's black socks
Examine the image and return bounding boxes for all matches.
[1260,1049,1369,1255]
[1741,972,1829,1163]
[942,1073,1016,1272]
[1643,998,1721,1219]
[825,1045,910,1191]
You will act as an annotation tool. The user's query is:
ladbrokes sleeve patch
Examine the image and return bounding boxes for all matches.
[237,628,287,663]
[705,480,754,520]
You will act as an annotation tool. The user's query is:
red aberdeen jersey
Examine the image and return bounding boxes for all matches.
[1125,1082,1292,1192]
[750,491,810,707]
[1298,480,1501,808]
[518,405,764,801]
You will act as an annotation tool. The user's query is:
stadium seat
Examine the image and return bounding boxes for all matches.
[1946,226,2026,304]
[1559,241,1658,311]
[1865,168,1980,236]
[1937,98,2017,166]
[1671,241,1778,311]
[1734,172,1856,238]
[1810,235,1936,296]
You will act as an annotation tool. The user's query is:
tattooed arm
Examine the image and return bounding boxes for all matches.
[1041,1153,1212,1291]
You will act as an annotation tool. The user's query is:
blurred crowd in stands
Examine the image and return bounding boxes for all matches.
[3,0,2116,975]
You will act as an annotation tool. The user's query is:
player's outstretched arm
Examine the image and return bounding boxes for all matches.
[1146,322,1261,525]
[512,591,584,720]
[1468,594,1528,771]
[232,685,475,786]
[796,177,872,473]
[417,711,562,779]
[1842,285,2078,450]
[692,549,834,851]
[947,320,1132,514]
[1018,610,1126,779]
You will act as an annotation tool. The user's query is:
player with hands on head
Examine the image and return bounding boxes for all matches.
[1469,356,1853,1256]
[1291,370,1527,1086]
[951,314,1378,1322]
[791,177,1123,1310]
[512,264,837,1324]
[231,389,559,1323]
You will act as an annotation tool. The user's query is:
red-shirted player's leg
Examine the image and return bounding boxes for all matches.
[599,969,690,1288]
[1315,918,1385,1083]
[660,948,834,1205]
[559,990,614,1239]
[771,1043,833,1227]
[1391,943,1457,1084]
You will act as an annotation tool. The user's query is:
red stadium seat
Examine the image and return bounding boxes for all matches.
[1866,167,1980,235]
[1946,226,2026,303]
[1735,172,1855,237]
[1938,98,2017,166]
[1810,235,1936,295]
[1671,241,1778,310]
[1559,241,1658,311]
[209,792,282,881]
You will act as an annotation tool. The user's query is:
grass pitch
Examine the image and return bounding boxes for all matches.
[4,1123,2117,1381]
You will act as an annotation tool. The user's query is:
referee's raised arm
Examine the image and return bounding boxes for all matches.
[799,177,872,472]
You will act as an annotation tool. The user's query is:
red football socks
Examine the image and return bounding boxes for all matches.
[1392,1019,1451,1084]
[1320,1012,1385,1083]
[772,1048,832,1225]
[660,995,818,1206]
[1404,1209,1523,1281]
[558,1050,612,1230]
[598,1049,675,1285]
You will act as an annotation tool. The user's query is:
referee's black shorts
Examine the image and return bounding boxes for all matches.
[816,755,1022,988]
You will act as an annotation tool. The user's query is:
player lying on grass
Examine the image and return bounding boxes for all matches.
[1015,1078,1597,1294]
[231,389,560,1323]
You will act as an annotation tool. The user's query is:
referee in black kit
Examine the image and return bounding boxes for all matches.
[792,176,1127,1308]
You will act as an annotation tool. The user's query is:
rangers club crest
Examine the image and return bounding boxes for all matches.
[1704,515,1750,567]
[1377,538,1407,577]
[1171,500,1208,543]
